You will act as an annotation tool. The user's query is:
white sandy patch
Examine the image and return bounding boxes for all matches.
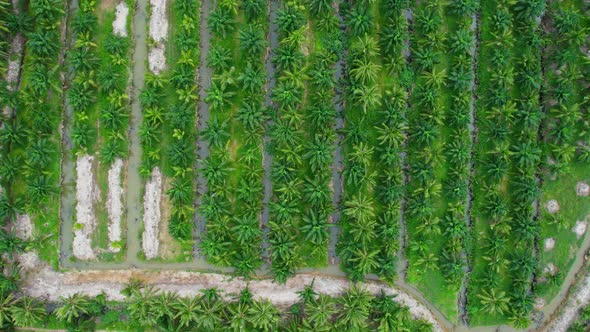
[149,0,168,42]
[544,263,557,276]
[546,199,560,214]
[18,251,39,271]
[544,238,555,252]
[73,154,99,260]
[148,44,166,74]
[574,221,587,238]
[2,34,25,117]
[13,213,32,240]
[147,0,168,74]
[107,158,124,252]
[577,182,590,197]
[22,268,443,331]
[112,2,129,37]
[142,167,162,259]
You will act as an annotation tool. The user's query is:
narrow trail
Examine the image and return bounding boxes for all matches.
[125,0,148,263]
[458,12,480,326]
[58,0,78,265]
[260,0,278,262]
[396,7,413,282]
[193,0,213,257]
[328,2,346,266]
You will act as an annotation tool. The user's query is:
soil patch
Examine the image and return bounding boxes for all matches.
[112,2,129,37]
[142,167,162,259]
[546,199,560,214]
[73,155,99,260]
[107,158,124,252]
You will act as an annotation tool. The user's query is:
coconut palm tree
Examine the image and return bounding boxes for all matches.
[336,285,372,330]
[173,296,200,328]
[242,0,265,22]
[55,293,90,324]
[239,25,267,58]
[127,287,158,327]
[10,296,45,327]
[477,288,509,315]
[0,293,15,328]
[247,299,279,331]
[208,8,235,38]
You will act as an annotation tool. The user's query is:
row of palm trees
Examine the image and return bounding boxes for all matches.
[506,0,545,326]
[200,0,266,274]
[404,0,448,285]
[266,0,309,282]
[338,1,382,282]
[299,0,341,266]
[68,0,99,153]
[469,0,545,327]
[438,0,478,290]
[544,3,589,174]
[9,0,64,264]
[162,0,199,245]
[96,14,131,165]
[470,0,520,324]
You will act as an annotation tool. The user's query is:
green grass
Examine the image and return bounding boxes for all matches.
[537,162,590,300]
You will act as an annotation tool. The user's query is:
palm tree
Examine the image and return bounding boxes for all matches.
[227,302,250,330]
[208,8,235,38]
[153,291,178,328]
[242,0,265,21]
[207,45,233,71]
[0,294,14,328]
[301,211,328,245]
[351,58,381,84]
[477,288,509,315]
[239,63,265,92]
[202,117,230,148]
[239,25,267,58]
[127,287,158,327]
[10,296,45,327]
[173,296,200,328]
[353,85,382,113]
[350,247,379,276]
[304,135,333,173]
[344,194,375,223]
[205,81,235,112]
[305,293,335,327]
[55,293,90,324]
[347,5,374,37]
[336,285,372,330]
[247,299,279,331]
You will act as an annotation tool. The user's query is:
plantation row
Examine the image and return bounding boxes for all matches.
[0,0,65,268]
[200,0,268,273]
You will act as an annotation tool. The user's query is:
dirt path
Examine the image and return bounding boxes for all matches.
[22,265,444,331]
[327,2,345,266]
[126,0,148,263]
[397,6,413,282]
[458,11,480,326]
[260,0,278,261]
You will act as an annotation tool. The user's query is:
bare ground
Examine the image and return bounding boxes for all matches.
[73,155,99,260]
[142,167,162,259]
[107,158,124,252]
[112,1,129,37]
